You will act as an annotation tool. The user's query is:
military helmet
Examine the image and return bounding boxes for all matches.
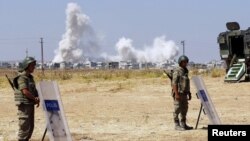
[20,56,36,71]
[178,55,189,64]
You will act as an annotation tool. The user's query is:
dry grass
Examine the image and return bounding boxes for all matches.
[210,68,225,78]
[1,68,248,141]
[0,68,226,86]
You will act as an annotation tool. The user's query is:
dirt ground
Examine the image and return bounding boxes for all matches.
[0,73,250,141]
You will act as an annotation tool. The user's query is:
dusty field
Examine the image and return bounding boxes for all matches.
[0,69,250,141]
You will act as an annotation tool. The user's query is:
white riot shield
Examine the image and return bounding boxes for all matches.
[37,81,72,141]
[192,76,221,125]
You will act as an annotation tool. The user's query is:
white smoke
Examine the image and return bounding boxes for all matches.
[53,3,100,63]
[105,35,179,63]
[116,37,137,62]
[53,3,179,63]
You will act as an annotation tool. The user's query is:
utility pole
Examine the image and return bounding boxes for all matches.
[181,40,185,55]
[40,38,44,76]
[26,48,28,57]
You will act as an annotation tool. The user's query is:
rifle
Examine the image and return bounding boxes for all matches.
[163,69,173,81]
[5,74,14,90]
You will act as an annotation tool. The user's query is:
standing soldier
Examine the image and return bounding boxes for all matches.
[13,56,40,141]
[172,55,193,130]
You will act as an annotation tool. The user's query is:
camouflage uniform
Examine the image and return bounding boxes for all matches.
[14,71,38,141]
[172,66,191,129]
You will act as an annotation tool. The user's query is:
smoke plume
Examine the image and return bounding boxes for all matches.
[53,3,179,63]
[105,36,179,63]
[53,3,99,63]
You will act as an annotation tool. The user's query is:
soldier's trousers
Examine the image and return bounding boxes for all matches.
[17,104,35,140]
[173,94,188,121]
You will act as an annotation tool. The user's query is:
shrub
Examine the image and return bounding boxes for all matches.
[210,69,224,78]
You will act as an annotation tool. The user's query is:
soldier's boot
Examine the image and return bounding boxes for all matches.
[180,120,193,130]
[174,120,185,131]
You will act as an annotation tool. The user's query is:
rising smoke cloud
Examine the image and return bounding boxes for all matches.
[53,3,99,63]
[105,36,179,63]
[53,3,179,63]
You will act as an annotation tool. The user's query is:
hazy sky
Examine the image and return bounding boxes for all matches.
[0,0,250,63]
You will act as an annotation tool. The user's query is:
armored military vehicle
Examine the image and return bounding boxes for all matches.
[217,22,250,82]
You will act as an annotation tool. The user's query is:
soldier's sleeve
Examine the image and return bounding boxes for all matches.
[34,86,39,97]
[17,76,28,91]
[172,70,179,86]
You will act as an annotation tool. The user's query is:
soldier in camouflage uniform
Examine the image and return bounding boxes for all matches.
[13,57,40,141]
[172,55,193,131]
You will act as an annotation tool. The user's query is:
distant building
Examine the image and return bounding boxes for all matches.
[0,61,11,68]
[0,58,227,71]
[108,62,119,69]
[96,62,106,69]
[119,61,129,69]
[130,62,140,69]
[206,60,225,69]
[139,62,156,69]
[84,61,97,69]
[73,62,84,69]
